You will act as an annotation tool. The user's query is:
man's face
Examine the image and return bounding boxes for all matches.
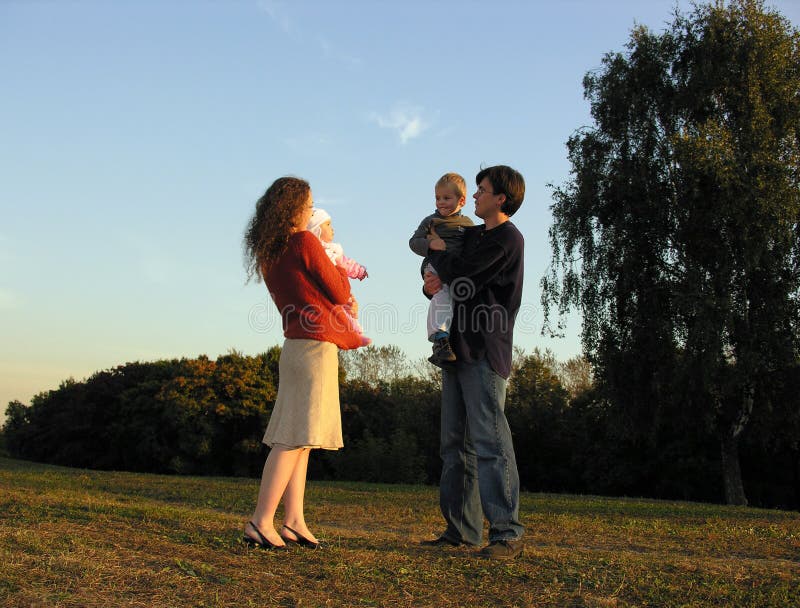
[473,178,503,220]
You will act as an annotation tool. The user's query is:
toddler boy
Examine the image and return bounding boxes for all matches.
[409,173,474,368]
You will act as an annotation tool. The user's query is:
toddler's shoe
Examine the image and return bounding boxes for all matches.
[428,336,456,369]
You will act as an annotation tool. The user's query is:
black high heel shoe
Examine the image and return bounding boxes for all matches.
[243,521,288,551]
[280,524,321,549]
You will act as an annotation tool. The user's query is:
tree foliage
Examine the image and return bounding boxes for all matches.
[507,350,573,491]
[338,344,411,387]
[3,352,278,476]
[4,340,799,507]
[543,0,800,505]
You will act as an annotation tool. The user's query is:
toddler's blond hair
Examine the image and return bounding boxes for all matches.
[436,172,467,199]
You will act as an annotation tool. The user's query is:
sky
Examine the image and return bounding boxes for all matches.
[2,0,800,412]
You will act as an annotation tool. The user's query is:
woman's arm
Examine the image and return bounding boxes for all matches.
[298,232,352,305]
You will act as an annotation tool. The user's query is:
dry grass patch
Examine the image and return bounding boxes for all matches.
[1,457,798,607]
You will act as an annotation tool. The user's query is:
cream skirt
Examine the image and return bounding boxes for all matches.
[262,338,342,450]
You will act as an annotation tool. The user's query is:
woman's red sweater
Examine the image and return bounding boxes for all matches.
[265,231,363,350]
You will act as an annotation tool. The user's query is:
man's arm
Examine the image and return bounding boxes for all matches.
[427,234,511,296]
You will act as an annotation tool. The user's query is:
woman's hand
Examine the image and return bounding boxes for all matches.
[423,271,442,296]
[347,296,359,318]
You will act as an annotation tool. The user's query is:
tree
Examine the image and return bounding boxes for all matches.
[338,345,410,387]
[507,350,572,491]
[2,400,30,457]
[543,0,800,505]
[557,355,594,401]
[2,354,278,476]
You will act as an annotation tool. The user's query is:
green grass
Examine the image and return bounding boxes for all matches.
[1,456,798,607]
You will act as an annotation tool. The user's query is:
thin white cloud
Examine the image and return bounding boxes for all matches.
[257,0,291,34]
[256,3,362,68]
[318,36,362,69]
[369,103,430,144]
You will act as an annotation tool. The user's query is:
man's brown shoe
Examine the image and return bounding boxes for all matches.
[420,535,461,547]
[479,539,523,560]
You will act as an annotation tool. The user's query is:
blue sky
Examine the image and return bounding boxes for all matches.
[2,0,799,411]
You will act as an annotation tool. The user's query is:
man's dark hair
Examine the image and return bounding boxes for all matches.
[476,165,525,216]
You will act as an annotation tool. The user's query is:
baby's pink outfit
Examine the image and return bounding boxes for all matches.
[306,208,370,347]
[321,242,368,281]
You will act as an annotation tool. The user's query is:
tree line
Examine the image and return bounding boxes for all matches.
[3,345,797,510]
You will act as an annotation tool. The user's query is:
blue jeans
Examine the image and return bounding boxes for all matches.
[438,357,524,545]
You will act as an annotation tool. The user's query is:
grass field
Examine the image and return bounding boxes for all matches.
[1,456,798,607]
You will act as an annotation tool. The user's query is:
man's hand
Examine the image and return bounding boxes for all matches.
[423,271,442,296]
[427,226,446,251]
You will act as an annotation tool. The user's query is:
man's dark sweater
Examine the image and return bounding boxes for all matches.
[427,221,524,379]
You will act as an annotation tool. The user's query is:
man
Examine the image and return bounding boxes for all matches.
[421,165,525,560]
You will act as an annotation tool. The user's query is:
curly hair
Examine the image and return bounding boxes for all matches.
[243,176,311,282]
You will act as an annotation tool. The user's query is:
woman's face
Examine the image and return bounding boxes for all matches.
[295,190,314,231]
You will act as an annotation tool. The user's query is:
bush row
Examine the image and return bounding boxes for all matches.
[3,347,798,509]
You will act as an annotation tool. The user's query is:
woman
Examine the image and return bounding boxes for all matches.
[242,176,364,550]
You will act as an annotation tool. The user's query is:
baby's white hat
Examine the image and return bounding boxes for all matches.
[307,208,331,237]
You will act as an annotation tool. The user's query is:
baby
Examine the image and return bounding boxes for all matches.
[308,209,370,346]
